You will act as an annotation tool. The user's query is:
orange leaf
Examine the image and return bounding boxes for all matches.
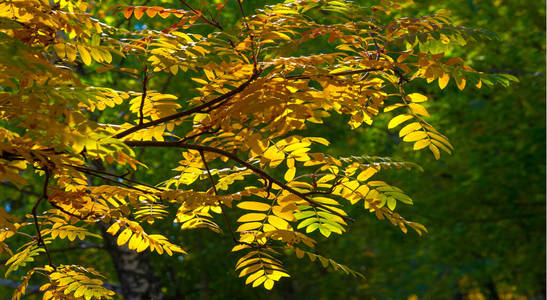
[134,7,147,20]
[158,9,171,18]
[123,7,134,19]
[146,7,162,18]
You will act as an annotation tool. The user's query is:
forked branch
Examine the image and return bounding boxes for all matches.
[124,141,354,223]
[113,70,262,139]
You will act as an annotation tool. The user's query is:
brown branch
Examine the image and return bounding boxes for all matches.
[198,150,238,243]
[113,70,262,139]
[32,168,54,269]
[48,202,90,220]
[179,127,220,143]
[1,182,41,197]
[124,140,354,223]
[0,279,40,295]
[68,165,163,191]
[71,167,151,193]
[179,0,223,30]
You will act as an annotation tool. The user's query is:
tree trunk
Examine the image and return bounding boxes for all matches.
[101,225,164,300]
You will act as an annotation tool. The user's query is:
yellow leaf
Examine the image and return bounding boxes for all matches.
[237,222,262,232]
[413,139,430,150]
[106,222,120,235]
[408,103,430,117]
[308,137,330,146]
[245,270,264,284]
[192,78,208,85]
[272,31,291,40]
[406,93,428,102]
[53,43,65,59]
[236,202,271,211]
[268,215,289,229]
[237,213,267,222]
[388,114,413,129]
[403,131,427,142]
[284,168,296,182]
[428,132,454,150]
[66,44,77,62]
[399,122,422,137]
[77,44,92,66]
[263,279,274,290]
[252,276,266,287]
[456,76,466,90]
[431,139,452,154]
[204,69,215,81]
[173,32,194,43]
[356,167,378,181]
[117,228,132,246]
[429,144,441,159]
[438,72,450,89]
[384,103,405,112]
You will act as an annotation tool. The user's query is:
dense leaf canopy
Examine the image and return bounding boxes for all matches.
[0,0,542,299]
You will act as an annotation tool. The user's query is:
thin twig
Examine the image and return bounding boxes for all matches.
[179,0,223,30]
[198,150,238,243]
[179,127,220,143]
[138,65,149,126]
[67,165,163,191]
[32,168,55,269]
[49,202,90,220]
[236,0,258,71]
[72,167,151,193]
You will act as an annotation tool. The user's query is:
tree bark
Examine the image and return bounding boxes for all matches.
[101,224,164,300]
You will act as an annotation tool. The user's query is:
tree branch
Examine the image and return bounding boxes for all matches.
[113,70,262,139]
[179,0,223,30]
[124,140,354,223]
[32,168,54,269]
[0,279,41,294]
[198,150,238,243]
[68,165,162,192]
